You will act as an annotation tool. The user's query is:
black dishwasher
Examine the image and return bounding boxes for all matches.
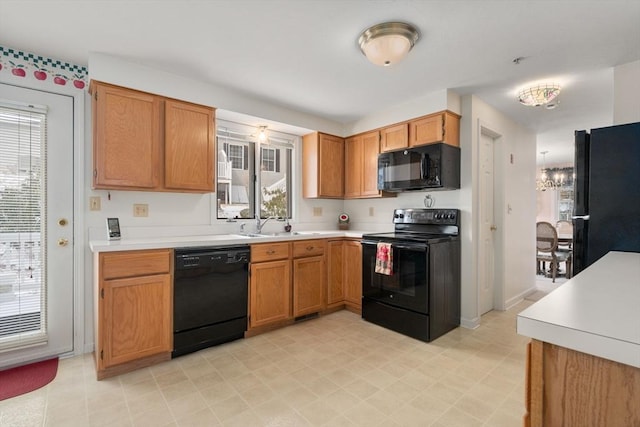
[173,246,249,358]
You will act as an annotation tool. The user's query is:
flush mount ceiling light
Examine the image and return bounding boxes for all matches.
[358,22,419,67]
[518,83,561,107]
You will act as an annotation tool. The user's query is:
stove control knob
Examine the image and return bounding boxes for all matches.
[435,213,442,220]
[447,213,456,220]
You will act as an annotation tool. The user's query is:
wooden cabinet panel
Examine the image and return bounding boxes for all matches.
[345,130,382,199]
[101,274,172,367]
[525,339,640,426]
[344,135,363,199]
[380,123,408,152]
[92,83,161,189]
[250,260,291,328]
[292,240,325,258]
[251,242,290,262]
[293,255,325,317]
[164,100,215,191]
[327,240,345,306]
[344,240,362,309]
[409,114,443,147]
[361,131,381,197]
[101,249,171,280]
[409,111,460,147]
[302,132,344,198]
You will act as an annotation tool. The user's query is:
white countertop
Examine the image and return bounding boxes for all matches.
[517,251,640,368]
[89,230,366,252]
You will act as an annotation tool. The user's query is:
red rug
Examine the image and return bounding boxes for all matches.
[0,358,58,401]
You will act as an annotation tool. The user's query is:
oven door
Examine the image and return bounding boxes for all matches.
[361,240,429,313]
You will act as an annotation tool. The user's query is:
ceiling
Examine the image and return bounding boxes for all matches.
[1,0,639,165]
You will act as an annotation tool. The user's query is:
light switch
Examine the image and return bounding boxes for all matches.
[313,207,323,217]
[89,196,101,211]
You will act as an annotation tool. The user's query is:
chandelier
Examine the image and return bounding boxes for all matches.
[518,83,561,107]
[536,151,565,191]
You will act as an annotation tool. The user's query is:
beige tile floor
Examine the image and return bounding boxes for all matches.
[0,301,534,427]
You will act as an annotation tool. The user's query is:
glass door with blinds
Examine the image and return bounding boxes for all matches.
[0,84,73,367]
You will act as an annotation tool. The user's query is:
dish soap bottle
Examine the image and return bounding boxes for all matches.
[284,218,292,232]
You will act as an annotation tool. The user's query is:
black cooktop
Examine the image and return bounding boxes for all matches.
[362,208,460,243]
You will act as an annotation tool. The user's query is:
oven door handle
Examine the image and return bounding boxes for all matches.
[361,240,428,252]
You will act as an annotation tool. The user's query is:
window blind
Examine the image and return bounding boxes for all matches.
[0,102,48,352]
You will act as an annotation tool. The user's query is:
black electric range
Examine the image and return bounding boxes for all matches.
[361,208,461,342]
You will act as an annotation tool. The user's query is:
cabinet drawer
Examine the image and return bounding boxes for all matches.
[293,240,325,258]
[101,249,172,280]
[251,242,290,262]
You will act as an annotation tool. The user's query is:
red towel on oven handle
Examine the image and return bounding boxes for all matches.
[375,242,393,275]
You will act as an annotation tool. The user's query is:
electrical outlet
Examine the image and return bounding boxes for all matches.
[313,207,323,217]
[89,196,101,211]
[133,204,148,217]
[369,207,374,216]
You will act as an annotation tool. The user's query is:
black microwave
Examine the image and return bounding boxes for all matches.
[377,143,460,192]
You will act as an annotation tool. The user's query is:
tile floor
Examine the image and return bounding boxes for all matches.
[0,302,534,427]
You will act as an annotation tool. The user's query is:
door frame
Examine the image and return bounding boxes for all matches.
[0,79,86,359]
[475,121,505,317]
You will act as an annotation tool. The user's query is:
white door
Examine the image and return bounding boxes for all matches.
[0,83,74,367]
[479,132,496,315]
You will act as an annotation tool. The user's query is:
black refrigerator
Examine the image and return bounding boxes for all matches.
[572,122,640,275]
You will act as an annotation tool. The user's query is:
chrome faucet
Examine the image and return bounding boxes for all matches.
[256,216,278,233]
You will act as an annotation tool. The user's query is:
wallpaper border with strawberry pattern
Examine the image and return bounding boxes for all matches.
[0,46,88,90]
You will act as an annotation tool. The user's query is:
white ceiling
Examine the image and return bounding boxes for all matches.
[1,0,639,165]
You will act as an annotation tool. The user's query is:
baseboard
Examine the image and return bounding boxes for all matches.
[460,316,480,329]
[505,286,537,310]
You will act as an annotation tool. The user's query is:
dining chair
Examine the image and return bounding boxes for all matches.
[556,220,573,249]
[536,221,572,282]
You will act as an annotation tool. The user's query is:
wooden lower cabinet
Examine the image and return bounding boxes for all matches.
[343,240,362,311]
[95,249,172,380]
[327,240,346,307]
[524,339,640,426]
[249,242,292,329]
[326,239,362,312]
[249,259,291,328]
[292,240,325,317]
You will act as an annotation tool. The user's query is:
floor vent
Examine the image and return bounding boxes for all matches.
[294,312,319,322]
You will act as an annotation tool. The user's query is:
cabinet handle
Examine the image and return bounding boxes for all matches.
[306,246,314,251]
[267,249,275,255]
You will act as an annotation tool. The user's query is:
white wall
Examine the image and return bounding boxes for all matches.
[613,60,640,125]
[462,95,537,323]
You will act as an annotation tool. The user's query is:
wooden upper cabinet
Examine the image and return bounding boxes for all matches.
[90,81,215,193]
[345,130,386,199]
[164,100,215,191]
[92,83,161,189]
[380,123,408,152]
[344,135,363,198]
[302,132,344,198]
[361,131,382,197]
[409,111,460,147]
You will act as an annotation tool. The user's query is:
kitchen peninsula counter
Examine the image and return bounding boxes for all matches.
[517,251,640,367]
[517,251,640,426]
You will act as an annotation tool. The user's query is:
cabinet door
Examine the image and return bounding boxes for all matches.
[344,241,362,307]
[100,274,171,368]
[361,131,381,197]
[250,260,291,328]
[344,135,362,198]
[380,123,408,152]
[293,255,325,317]
[318,133,345,198]
[409,114,443,147]
[164,100,215,191]
[93,83,161,189]
[327,240,345,305]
